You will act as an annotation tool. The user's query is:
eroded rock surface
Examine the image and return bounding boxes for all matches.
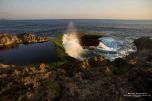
[0,37,152,101]
[0,33,49,48]
[78,32,104,46]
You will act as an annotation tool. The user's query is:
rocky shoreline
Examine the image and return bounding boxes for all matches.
[0,32,103,48]
[0,32,49,47]
[0,37,152,101]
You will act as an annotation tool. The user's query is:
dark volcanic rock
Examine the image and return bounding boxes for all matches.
[134,37,152,51]
[78,33,104,46]
[128,67,152,101]
[132,37,152,66]
[112,58,130,75]
[79,35,101,46]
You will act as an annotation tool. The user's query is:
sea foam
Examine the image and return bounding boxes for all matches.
[62,22,84,59]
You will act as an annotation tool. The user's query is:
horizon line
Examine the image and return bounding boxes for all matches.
[1,18,152,21]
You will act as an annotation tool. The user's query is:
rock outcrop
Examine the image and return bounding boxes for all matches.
[78,32,104,46]
[22,32,49,44]
[0,33,21,46]
[0,37,152,101]
[0,33,49,48]
[132,37,152,67]
[134,37,152,51]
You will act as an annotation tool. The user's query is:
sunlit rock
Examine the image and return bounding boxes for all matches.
[81,59,90,69]
[0,33,20,46]
[39,63,47,73]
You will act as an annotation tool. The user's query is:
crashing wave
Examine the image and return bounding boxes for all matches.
[62,22,136,61]
[95,37,137,61]
[62,33,84,59]
[62,22,84,59]
[97,42,117,52]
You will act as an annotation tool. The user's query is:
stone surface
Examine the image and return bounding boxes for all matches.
[134,37,152,51]
[0,37,152,101]
[78,32,104,46]
[0,33,49,48]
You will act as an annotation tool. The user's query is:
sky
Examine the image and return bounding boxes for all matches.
[0,0,152,20]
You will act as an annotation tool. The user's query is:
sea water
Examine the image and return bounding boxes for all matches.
[0,19,152,64]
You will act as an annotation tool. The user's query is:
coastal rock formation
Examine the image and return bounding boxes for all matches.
[134,37,152,51]
[78,32,104,46]
[132,37,152,66]
[0,33,21,46]
[0,33,49,48]
[22,32,36,43]
[0,37,152,101]
[22,32,49,44]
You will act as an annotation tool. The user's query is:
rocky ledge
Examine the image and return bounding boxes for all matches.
[134,37,152,51]
[78,32,104,46]
[0,32,49,47]
[20,32,49,44]
[0,37,152,101]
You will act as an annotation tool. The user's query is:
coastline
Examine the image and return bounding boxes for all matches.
[0,37,151,100]
[0,33,49,48]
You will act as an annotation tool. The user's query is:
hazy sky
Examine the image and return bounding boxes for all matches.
[0,0,152,20]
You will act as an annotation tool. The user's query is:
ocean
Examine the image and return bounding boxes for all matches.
[0,19,152,36]
[0,19,152,65]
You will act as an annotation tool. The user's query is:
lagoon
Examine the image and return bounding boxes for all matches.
[0,42,59,65]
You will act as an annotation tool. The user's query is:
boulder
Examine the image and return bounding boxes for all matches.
[112,58,130,75]
[132,37,152,66]
[128,67,152,100]
[78,32,104,46]
[134,37,152,51]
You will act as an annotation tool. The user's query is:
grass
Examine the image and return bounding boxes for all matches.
[0,34,68,69]
[48,34,68,59]
[26,34,68,69]
[46,34,69,68]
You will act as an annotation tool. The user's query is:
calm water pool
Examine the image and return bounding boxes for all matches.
[0,42,59,65]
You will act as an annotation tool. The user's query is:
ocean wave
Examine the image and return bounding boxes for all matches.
[95,37,137,61]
